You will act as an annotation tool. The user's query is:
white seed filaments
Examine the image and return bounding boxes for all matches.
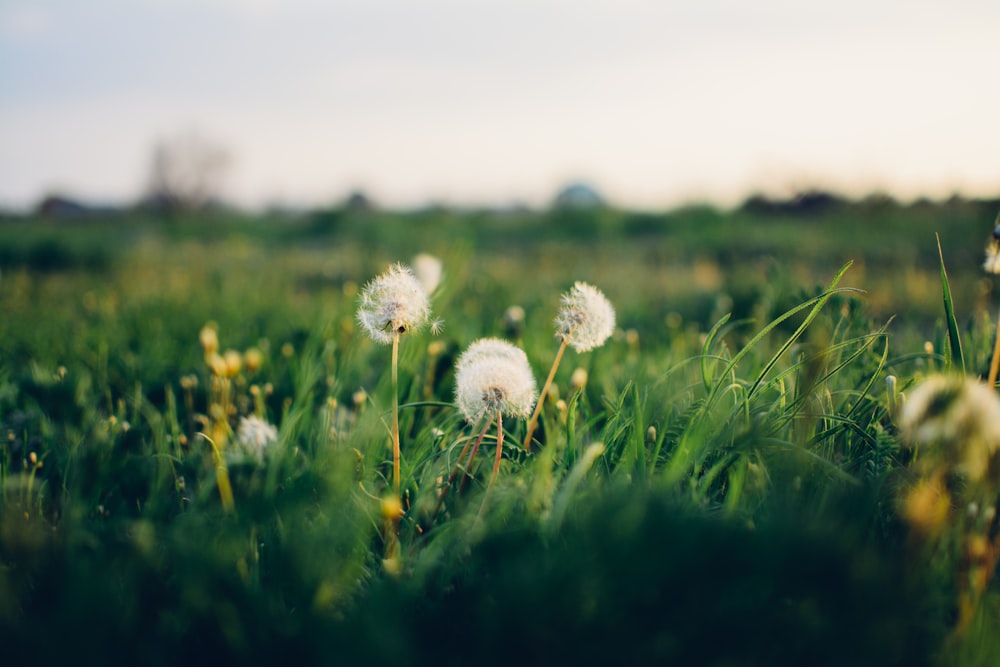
[234,415,278,462]
[898,373,1000,482]
[357,263,433,344]
[524,281,615,450]
[435,338,537,515]
[455,338,537,423]
[556,281,616,352]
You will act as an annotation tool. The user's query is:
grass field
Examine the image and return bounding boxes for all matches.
[2,198,1000,665]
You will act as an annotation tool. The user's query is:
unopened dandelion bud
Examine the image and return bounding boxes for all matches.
[353,389,368,408]
[555,282,616,352]
[967,534,990,560]
[245,348,263,373]
[207,353,228,377]
[646,425,657,444]
[199,325,219,355]
[427,340,447,357]
[570,367,588,391]
[223,350,242,377]
[382,557,402,576]
[556,399,568,424]
[380,495,405,521]
[357,263,434,344]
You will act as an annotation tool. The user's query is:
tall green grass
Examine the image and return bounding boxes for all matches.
[1,209,999,665]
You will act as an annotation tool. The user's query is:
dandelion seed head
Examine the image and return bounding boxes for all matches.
[898,374,1000,481]
[555,281,615,352]
[235,415,278,462]
[357,263,433,344]
[455,338,537,423]
[412,253,443,294]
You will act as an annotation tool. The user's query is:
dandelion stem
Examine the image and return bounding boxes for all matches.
[988,305,1000,386]
[430,417,491,522]
[477,409,507,521]
[459,417,492,492]
[391,332,401,497]
[489,408,504,487]
[523,337,569,450]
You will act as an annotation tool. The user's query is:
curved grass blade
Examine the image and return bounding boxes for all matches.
[937,233,966,373]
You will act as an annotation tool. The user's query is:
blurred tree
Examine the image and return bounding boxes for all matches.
[141,130,231,214]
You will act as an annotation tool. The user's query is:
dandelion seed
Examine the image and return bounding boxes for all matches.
[454,338,536,423]
[235,415,278,462]
[555,281,616,352]
[898,374,1000,481]
[357,263,433,344]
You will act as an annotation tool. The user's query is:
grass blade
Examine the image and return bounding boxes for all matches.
[936,232,965,373]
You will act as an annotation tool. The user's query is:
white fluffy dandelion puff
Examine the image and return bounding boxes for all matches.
[555,281,616,352]
[455,338,537,423]
[235,415,278,462]
[356,263,433,344]
[898,374,1000,482]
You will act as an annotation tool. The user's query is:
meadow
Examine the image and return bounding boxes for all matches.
[2,196,1000,665]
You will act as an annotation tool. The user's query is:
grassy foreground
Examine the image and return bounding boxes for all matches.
[2,203,1000,665]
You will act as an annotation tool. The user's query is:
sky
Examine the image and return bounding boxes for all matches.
[1,0,999,211]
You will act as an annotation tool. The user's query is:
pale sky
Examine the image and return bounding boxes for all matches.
[1,0,998,211]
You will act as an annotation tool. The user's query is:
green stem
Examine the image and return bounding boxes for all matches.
[392,332,401,496]
[989,304,1000,386]
[523,338,569,450]
[489,408,505,487]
